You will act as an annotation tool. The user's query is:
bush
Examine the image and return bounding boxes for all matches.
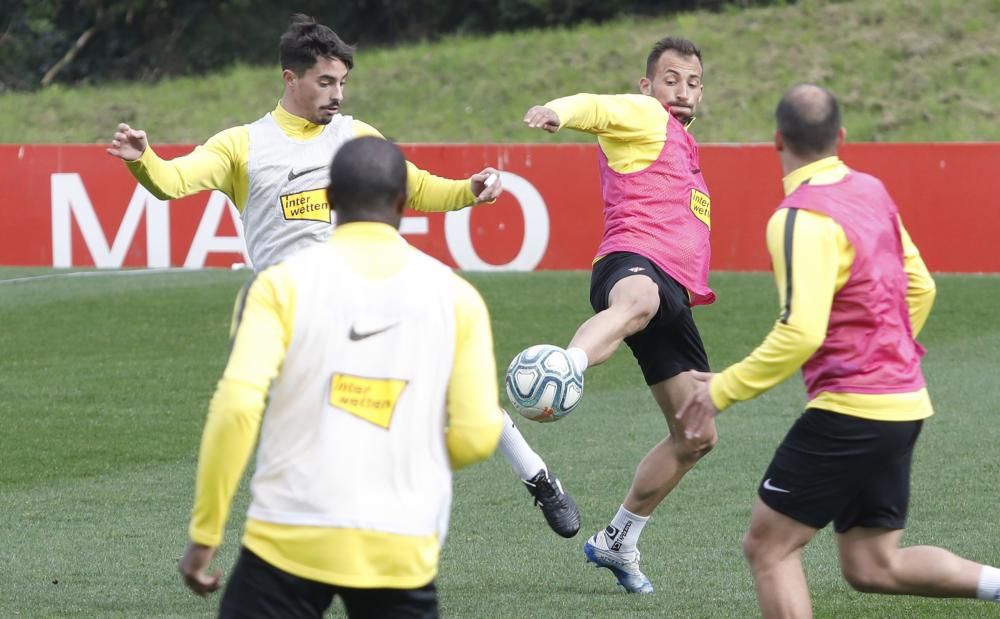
[0,0,788,91]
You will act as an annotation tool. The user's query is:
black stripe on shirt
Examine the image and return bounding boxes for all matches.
[229,274,259,350]
[781,208,798,324]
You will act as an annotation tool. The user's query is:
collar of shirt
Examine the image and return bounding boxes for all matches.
[273,102,327,140]
[782,156,849,196]
[328,222,410,279]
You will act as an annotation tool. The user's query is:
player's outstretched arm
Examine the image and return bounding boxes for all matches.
[106,123,245,203]
[106,122,148,161]
[523,106,561,133]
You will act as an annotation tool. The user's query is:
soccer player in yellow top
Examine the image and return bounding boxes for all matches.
[108,14,579,538]
[678,84,1000,617]
[524,36,713,593]
[177,137,505,617]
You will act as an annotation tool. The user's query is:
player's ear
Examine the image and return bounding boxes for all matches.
[837,126,846,147]
[282,68,298,88]
[639,77,652,96]
[774,130,784,152]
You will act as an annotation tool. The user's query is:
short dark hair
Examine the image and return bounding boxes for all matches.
[328,137,407,221]
[279,14,355,75]
[646,37,702,78]
[775,84,842,157]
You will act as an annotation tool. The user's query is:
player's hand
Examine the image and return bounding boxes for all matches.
[523,106,561,133]
[471,167,503,204]
[675,371,720,440]
[106,123,149,161]
[178,542,222,597]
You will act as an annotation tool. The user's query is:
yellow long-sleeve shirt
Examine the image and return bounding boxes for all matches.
[188,222,503,588]
[710,157,936,421]
[125,103,477,212]
[545,93,683,173]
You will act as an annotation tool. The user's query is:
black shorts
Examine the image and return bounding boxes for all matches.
[589,252,709,385]
[758,408,923,533]
[219,547,439,619]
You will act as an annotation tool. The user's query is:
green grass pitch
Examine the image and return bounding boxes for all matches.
[1,268,998,618]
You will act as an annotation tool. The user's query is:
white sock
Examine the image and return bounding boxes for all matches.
[498,410,547,481]
[601,505,649,554]
[566,347,589,373]
[977,565,1000,601]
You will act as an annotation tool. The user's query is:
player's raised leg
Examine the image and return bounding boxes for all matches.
[567,274,659,370]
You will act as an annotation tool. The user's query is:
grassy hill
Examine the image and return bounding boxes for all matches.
[0,0,997,144]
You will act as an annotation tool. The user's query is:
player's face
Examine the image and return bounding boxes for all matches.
[640,50,704,123]
[284,56,349,125]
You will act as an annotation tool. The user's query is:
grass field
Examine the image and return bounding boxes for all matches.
[2,268,999,618]
[1,0,997,145]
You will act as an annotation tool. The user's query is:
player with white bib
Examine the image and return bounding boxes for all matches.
[178,136,503,617]
[107,13,579,538]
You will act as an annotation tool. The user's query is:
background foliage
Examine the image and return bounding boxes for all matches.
[1,0,995,144]
[0,0,787,91]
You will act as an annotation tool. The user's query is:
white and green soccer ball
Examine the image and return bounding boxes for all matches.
[505,344,584,423]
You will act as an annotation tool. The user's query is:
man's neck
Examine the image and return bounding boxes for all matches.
[278,97,307,121]
[780,151,835,177]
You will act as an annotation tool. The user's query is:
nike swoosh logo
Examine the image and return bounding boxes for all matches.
[348,323,397,341]
[287,165,326,182]
[762,478,791,494]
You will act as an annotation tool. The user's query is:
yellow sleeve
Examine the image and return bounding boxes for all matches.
[710,209,845,410]
[353,119,477,212]
[125,125,249,211]
[188,265,296,546]
[898,218,936,337]
[544,93,668,142]
[445,275,503,469]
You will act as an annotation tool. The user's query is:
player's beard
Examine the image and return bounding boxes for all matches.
[669,104,694,124]
[314,100,342,125]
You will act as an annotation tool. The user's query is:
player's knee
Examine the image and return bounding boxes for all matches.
[841,569,885,593]
[677,427,717,464]
[742,527,798,575]
[741,529,767,568]
[621,299,658,335]
[842,564,892,593]
[612,279,659,329]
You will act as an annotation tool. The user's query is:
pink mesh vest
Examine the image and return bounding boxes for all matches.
[781,171,925,399]
[596,110,715,306]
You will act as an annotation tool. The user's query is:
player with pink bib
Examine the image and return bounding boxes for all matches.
[523,36,715,593]
[678,84,1000,617]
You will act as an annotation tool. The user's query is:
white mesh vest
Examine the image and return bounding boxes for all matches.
[244,113,354,271]
[247,242,458,541]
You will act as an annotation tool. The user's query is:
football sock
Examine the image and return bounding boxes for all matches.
[977,565,1000,601]
[566,347,589,373]
[498,410,547,481]
[603,505,649,554]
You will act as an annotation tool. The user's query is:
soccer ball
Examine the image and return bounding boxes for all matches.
[505,344,584,423]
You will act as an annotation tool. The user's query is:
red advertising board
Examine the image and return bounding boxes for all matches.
[0,142,997,272]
